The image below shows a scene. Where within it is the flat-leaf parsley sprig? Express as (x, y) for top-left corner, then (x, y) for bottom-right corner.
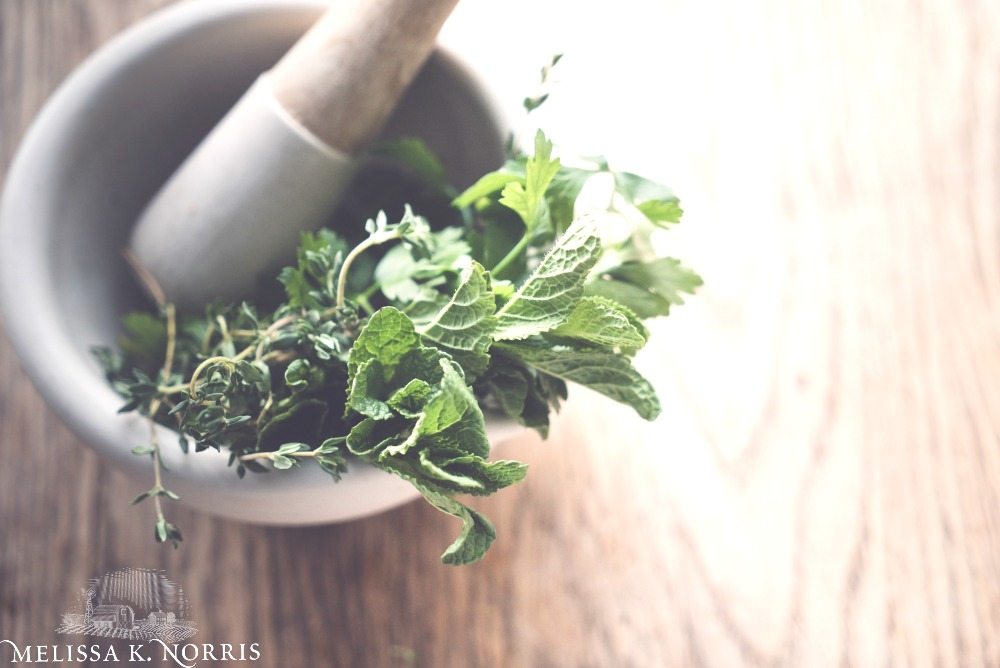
(97, 128), (701, 564)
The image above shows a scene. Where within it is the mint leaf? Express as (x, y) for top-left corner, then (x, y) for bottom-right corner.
(477, 363), (555, 437)
(551, 295), (648, 353)
(614, 171), (683, 226)
(497, 341), (661, 420)
(382, 360), (489, 459)
(347, 307), (423, 384)
(413, 484), (497, 565)
(346, 415), (410, 458)
(494, 218), (603, 340)
(480, 366), (529, 418)
(387, 378), (434, 417)
(587, 257), (702, 318)
(498, 130), (560, 233)
(415, 261), (497, 377)
(417, 448), (527, 495)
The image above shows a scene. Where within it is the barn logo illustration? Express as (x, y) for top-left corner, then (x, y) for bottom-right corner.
(55, 567), (197, 642)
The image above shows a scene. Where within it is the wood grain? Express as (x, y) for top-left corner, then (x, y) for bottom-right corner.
(2, 0), (999, 666)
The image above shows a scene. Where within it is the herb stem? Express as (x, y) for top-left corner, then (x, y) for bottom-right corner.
(147, 302), (178, 537)
(238, 450), (319, 462)
(336, 230), (400, 309)
(491, 235), (531, 278)
(187, 356), (236, 398)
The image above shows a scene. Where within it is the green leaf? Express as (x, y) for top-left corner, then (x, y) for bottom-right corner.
(614, 171), (683, 226)
(374, 137), (446, 189)
(637, 199), (683, 224)
(346, 416), (411, 458)
(279, 229), (348, 309)
(275, 442), (307, 456)
(348, 307), (423, 384)
(497, 341), (661, 420)
(387, 378), (435, 417)
(374, 227), (470, 302)
(480, 366), (529, 418)
(119, 312), (167, 363)
(452, 170), (524, 209)
(347, 332), (445, 420)
(414, 483), (496, 565)
(550, 295), (648, 353)
(523, 94), (549, 112)
(284, 358), (317, 392)
(477, 364), (552, 437)
(415, 261), (497, 377)
(417, 448), (528, 495)
(587, 257), (703, 318)
(498, 130), (560, 232)
(382, 359), (489, 459)
(546, 166), (594, 234)
(132, 489), (153, 505)
(347, 359), (395, 420)
(494, 218), (603, 340)
(271, 454), (295, 470)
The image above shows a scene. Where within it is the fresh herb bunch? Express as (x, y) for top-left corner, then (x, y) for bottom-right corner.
(96, 125), (701, 565)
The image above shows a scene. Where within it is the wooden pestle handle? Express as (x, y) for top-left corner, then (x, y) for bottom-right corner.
(268, 0), (461, 155)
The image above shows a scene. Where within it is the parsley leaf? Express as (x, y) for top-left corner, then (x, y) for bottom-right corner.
(614, 172), (683, 226)
(498, 130), (561, 234)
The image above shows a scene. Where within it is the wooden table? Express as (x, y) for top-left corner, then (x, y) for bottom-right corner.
(2, 1), (999, 665)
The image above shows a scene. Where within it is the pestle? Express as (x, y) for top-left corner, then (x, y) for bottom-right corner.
(129, 0), (460, 309)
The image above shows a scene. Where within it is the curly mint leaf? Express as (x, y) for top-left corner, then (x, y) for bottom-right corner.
(387, 378), (435, 417)
(496, 341), (661, 420)
(494, 218), (603, 340)
(382, 359), (489, 459)
(347, 307), (423, 384)
(348, 347), (446, 420)
(414, 484), (496, 565)
(586, 257), (703, 318)
(551, 295), (648, 353)
(414, 261), (497, 377)
(417, 449), (527, 495)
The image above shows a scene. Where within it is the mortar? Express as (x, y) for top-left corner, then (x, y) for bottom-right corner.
(0, 0), (521, 524)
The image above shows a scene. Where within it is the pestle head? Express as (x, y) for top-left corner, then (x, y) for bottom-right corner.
(128, 76), (357, 309)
